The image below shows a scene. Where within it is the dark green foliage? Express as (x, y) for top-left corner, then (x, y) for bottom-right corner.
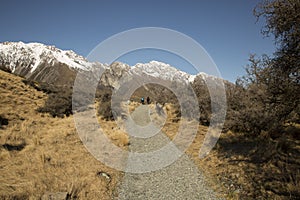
(192, 77), (211, 125)
(254, 0), (300, 118)
(223, 0), (300, 137)
(25, 77), (117, 120)
(95, 85), (113, 120)
(23, 80), (74, 118)
(37, 84), (73, 118)
(97, 101), (113, 120)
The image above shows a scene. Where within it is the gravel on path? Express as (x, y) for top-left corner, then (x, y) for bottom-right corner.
(115, 105), (221, 200)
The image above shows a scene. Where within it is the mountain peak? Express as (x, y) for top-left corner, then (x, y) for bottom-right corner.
(0, 41), (92, 73)
(0, 41), (224, 87)
(130, 60), (195, 83)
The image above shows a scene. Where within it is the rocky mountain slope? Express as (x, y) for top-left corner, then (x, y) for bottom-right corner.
(0, 41), (223, 88)
(0, 42), (100, 85)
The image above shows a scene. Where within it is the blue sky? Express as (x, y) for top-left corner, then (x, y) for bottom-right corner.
(0, 0), (275, 82)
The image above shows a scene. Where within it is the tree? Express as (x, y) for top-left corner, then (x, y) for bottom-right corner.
(225, 0), (300, 135)
(253, 0), (300, 125)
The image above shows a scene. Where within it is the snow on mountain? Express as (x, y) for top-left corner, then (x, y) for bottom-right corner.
(0, 41), (93, 73)
(130, 61), (194, 83)
(0, 41), (223, 87)
(128, 61), (222, 84)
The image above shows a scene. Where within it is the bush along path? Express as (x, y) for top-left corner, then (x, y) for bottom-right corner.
(115, 105), (221, 200)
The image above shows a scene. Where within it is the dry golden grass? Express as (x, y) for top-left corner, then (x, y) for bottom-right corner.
(0, 70), (127, 199)
(128, 101), (300, 199)
(159, 103), (300, 199)
(97, 119), (129, 150)
(2, 69), (298, 199)
(126, 101), (140, 114)
(95, 101), (129, 149)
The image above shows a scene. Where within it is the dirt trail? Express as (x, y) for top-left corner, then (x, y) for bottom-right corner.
(116, 105), (221, 200)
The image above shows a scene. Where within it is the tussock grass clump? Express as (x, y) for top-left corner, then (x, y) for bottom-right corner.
(0, 70), (127, 199)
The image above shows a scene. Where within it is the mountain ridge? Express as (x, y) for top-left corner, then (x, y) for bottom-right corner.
(0, 41), (223, 87)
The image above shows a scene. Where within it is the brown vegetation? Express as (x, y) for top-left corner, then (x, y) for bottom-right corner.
(161, 103), (300, 199)
(0, 1), (299, 199)
(0, 70), (128, 199)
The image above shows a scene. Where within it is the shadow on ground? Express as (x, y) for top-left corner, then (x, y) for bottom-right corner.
(215, 130), (300, 199)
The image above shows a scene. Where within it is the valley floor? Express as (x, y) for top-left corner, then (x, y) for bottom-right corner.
(0, 70), (299, 199)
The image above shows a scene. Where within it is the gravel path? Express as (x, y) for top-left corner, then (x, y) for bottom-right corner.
(115, 105), (221, 200)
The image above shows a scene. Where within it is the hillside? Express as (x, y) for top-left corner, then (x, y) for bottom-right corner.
(0, 40), (299, 199)
(0, 70), (128, 199)
(1, 68), (300, 199)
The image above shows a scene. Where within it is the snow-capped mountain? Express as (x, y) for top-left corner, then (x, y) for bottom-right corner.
(0, 41), (224, 87)
(98, 61), (197, 88)
(131, 61), (196, 83)
(0, 41), (93, 73)
(100, 61), (225, 89)
(0, 42), (105, 85)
